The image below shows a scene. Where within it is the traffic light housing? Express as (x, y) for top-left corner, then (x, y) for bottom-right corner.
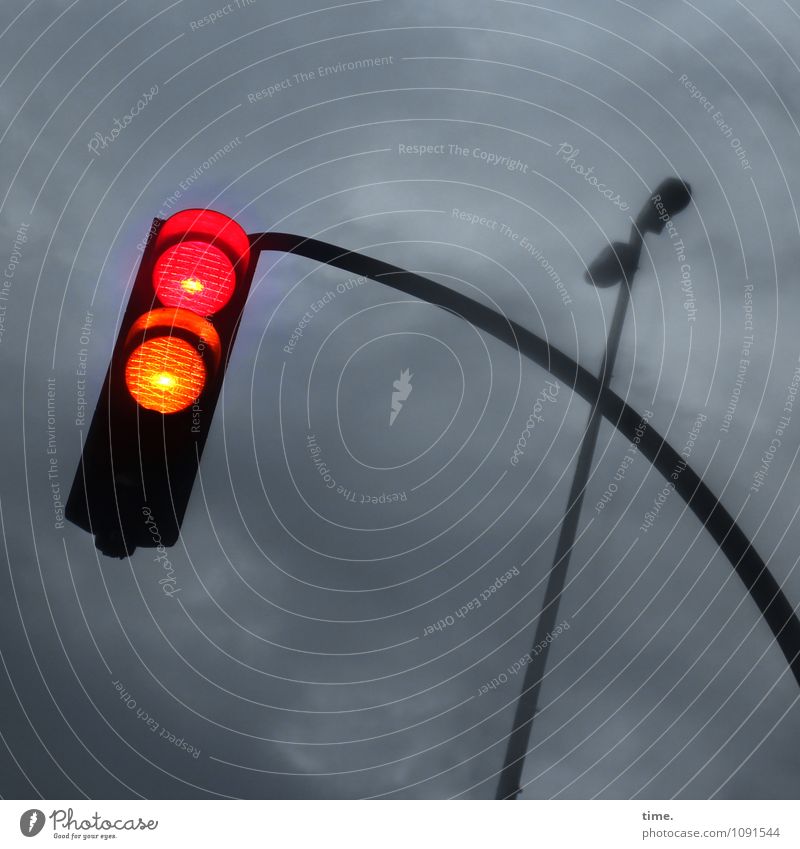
(66, 209), (258, 557)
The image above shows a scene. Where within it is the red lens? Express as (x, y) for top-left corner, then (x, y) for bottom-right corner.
(154, 240), (235, 315)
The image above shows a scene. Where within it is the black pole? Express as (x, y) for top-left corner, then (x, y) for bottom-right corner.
(495, 275), (632, 799)
(494, 183), (696, 799)
(493, 183), (698, 799)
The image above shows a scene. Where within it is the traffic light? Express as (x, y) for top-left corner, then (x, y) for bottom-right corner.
(66, 209), (257, 557)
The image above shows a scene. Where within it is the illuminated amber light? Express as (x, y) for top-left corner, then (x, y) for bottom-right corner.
(127, 307), (222, 361)
(154, 240), (235, 315)
(125, 336), (206, 413)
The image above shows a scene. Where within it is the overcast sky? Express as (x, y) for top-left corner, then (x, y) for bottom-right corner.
(1, 0), (799, 800)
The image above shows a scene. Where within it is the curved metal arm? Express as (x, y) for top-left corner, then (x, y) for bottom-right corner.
(251, 232), (800, 687)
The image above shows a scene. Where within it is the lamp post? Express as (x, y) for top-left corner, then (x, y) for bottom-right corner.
(495, 178), (693, 800)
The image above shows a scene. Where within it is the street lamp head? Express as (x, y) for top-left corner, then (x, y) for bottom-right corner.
(585, 177), (692, 287)
(636, 177), (692, 235)
(584, 241), (640, 287)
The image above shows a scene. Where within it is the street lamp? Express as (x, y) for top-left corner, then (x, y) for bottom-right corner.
(495, 178), (693, 800)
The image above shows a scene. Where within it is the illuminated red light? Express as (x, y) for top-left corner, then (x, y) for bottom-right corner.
(154, 240), (236, 314)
